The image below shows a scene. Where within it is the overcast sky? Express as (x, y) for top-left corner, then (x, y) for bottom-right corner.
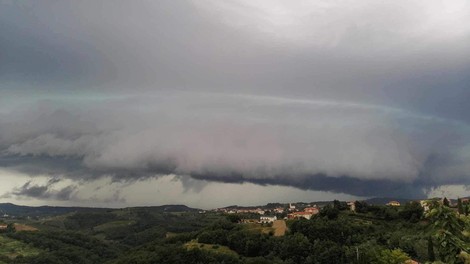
(1, 0), (469, 208)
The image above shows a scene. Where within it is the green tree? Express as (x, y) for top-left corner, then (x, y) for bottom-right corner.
(443, 197), (450, 207)
(354, 201), (369, 214)
(426, 203), (470, 263)
(226, 214), (241, 223)
(6, 223), (15, 233)
(319, 205), (340, 220)
(333, 200), (349, 211)
(310, 240), (345, 263)
(458, 198), (464, 215)
(374, 249), (410, 264)
(399, 201), (424, 222)
(428, 236), (436, 262)
(276, 233), (311, 263)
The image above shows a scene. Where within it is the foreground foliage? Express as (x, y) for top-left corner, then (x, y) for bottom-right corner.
(0, 201), (468, 263)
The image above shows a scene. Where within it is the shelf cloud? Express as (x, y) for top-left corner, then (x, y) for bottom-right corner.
(1, 0), (469, 205)
(1, 93), (470, 199)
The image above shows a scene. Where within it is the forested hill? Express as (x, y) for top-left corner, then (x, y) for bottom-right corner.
(0, 203), (199, 217)
(0, 203), (103, 217)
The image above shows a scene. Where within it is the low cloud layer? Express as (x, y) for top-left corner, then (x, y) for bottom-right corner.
(1, 93), (469, 199)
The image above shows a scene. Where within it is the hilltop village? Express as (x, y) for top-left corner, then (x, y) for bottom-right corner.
(210, 197), (469, 224)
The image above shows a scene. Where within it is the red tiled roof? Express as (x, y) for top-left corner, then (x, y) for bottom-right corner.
(291, 212), (312, 215)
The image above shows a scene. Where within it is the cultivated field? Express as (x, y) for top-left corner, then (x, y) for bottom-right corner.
(272, 220), (287, 236)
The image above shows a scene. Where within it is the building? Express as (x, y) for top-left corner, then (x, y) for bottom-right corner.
(347, 201), (356, 212)
(386, 201), (401, 206)
(420, 200), (431, 212)
(289, 203), (296, 211)
(259, 216), (277, 223)
(287, 212), (314, 220)
(304, 207), (319, 214)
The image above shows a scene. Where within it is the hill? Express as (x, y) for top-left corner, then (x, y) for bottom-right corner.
(0, 203), (200, 218)
(131, 204), (201, 212)
(0, 203), (104, 218)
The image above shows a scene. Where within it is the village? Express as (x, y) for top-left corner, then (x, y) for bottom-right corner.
(212, 202), (320, 222)
(210, 197), (469, 225)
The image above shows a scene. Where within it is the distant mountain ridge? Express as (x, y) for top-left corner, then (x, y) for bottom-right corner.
(0, 203), (105, 217)
(2, 196), (468, 217)
(130, 204), (201, 212)
(0, 203), (200, 217)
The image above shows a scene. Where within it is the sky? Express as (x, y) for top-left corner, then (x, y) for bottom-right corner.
(0, 0), (469, 209)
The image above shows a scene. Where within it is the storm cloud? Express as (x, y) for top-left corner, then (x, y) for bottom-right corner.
(1, 93), (470, 198)
(2, 179), (78, 201)
(1, 0), (470, 203)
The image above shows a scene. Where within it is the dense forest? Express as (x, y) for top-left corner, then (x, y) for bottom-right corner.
(0, 200), (469, 264)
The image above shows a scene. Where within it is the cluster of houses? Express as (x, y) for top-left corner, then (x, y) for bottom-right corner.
(213, 205), (288, 216)
(217, 197), (469, 224)
(255, 204), (321, 222)
(259, 199), (458, 223)
(214, 207), (270, 215)
(259, 215), (277, 223)
(215, 203), (322, 223)
(213, 205), (287, 224)
(287, 206), (320, 220)
(259, 204), (322, 222)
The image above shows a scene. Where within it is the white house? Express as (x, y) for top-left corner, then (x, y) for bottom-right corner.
(347, 201), (356, 212)
(289, 203), (296, 211)
(420, 200), (431, 212)
(259, 216), (277, 223)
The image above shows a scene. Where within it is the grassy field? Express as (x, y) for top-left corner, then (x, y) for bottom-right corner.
(242, 220), (287, 236)
(185, 240), (239, 257)
(272, 220), (287, 236)
(0, 234), (41, 260)
(13, 223), (38, 232)
(242, 222), (274, 235)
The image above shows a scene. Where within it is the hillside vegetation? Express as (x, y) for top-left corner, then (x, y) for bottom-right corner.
(0, 200), (468, 263)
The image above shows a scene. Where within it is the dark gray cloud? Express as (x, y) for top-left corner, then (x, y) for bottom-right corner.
(1, 1), (470, 202)
(191, 173), (427, 199)
(1, 94), (470, 199)
(0, 2), (109, 87)
(1, 1), (469, 121)
(4, 180), (77, 201)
